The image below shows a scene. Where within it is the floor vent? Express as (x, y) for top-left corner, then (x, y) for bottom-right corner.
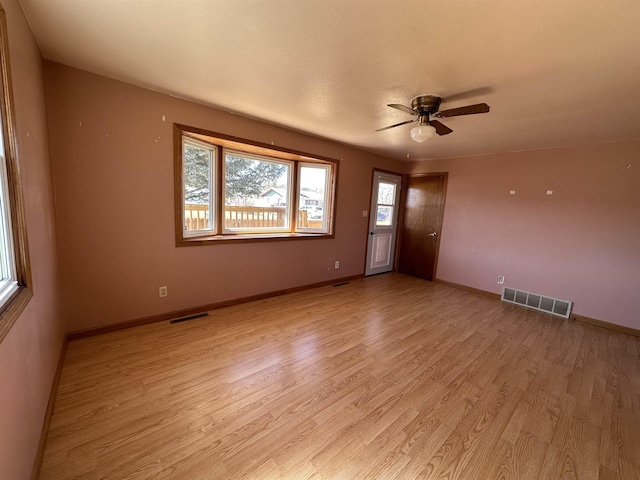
(501, 287), (572, 318)
(332, 282), (350, 287)
(169, 312), (209, 325)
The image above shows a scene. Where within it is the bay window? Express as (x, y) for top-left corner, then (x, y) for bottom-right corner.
(175, 124), (338, 245)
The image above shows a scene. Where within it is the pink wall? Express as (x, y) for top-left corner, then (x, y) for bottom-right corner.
(0, 1), (64, 479)
(44, 62), (404, 332)
(406, 141), (640, 330)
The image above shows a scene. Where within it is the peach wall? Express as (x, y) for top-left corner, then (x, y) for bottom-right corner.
(44, 62), (404, 331)
(0, 1), (63, 479)
(406, 141), (640, 330)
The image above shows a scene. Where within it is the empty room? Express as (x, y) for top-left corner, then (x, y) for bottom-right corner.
(1, 1), (639, 479)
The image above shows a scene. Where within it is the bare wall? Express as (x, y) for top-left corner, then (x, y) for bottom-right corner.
(44, 62), (403, 332)
(406, 142), (640, 330)
(0, 0), (63, 479)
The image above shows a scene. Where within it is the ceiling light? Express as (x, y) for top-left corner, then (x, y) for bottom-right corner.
(410, 124), (436, 143)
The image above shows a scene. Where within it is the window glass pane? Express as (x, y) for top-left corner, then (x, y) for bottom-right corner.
(298, 165), (329, 231)
(0, 155), (12, 281)
(0, 109), (11, 283)
(183, 142), (213, 232)
(224, 152), (290, 231)
(376, 206), (393, 226)
(377, 182), (396, 205)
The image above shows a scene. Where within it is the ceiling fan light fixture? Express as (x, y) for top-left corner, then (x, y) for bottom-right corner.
(410, 124), (436, 143)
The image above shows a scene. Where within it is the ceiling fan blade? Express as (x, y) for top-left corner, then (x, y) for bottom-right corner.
(387, 103), (417, 116)
(430, 120), (453, 136)
(435, 103), (490, 118)
(375, 119), (416, 132)
(444, 87), (494, 103)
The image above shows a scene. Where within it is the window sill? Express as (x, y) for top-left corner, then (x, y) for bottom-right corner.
(0, 286), (33, 343)
(178, 232), (334, 246)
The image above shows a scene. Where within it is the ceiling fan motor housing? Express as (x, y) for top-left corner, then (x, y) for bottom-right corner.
(411, 95), (442, 115)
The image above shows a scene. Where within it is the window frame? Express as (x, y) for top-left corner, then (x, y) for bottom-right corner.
(0, 5), (33, 344)
(297, 162), (332, 234)
(182, 137), (217, 237)
(222, 149), (294, 235)
(374, 179), (398, 229)
(174, 123), (338, 246)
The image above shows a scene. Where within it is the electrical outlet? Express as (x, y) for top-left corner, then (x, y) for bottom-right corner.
(159, 286), (168, 297)
(497, 276), (505, 285)
(335, 261), (340, 269)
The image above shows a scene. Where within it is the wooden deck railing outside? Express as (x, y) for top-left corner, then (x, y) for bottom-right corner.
(184, 204), (322, 230)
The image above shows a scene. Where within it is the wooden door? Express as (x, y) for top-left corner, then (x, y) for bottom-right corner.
(398, 173), (448, 280)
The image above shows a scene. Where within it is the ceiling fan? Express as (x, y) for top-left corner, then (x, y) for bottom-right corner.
(376, 94), (490, 143)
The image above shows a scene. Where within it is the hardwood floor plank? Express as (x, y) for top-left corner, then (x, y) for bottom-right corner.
(488, 434), (549, 480)
(272, 405), (362, 474)
(394, 418), (452, 479)
(37, 273), (640, 479)
(599, 460), (640, 480)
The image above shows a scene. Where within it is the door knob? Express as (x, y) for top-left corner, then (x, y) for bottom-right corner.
(370, 231), (375, 236)
(428, 232), (437, 237)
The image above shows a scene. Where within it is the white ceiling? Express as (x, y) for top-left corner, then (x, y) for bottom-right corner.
(19, 0), (640, 161)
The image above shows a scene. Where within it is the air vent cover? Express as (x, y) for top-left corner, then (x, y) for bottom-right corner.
(501, 287), (572, 318)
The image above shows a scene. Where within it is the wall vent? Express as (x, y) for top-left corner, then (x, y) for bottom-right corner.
(169, 312), (209, 324)
(501, 287), (572, 318)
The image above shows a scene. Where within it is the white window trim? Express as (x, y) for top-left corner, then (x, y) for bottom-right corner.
(374, 177), (401, 230)
(222, 149), (294, 234)
(297, 162), (331, 234)
(0, 143), (17, 310)
(182, 137), (216, 237)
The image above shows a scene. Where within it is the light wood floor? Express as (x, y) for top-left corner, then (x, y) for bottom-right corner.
(40, 274), (640, 479)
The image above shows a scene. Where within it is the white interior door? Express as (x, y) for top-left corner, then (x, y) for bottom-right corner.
(365, 172), (402, 276)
